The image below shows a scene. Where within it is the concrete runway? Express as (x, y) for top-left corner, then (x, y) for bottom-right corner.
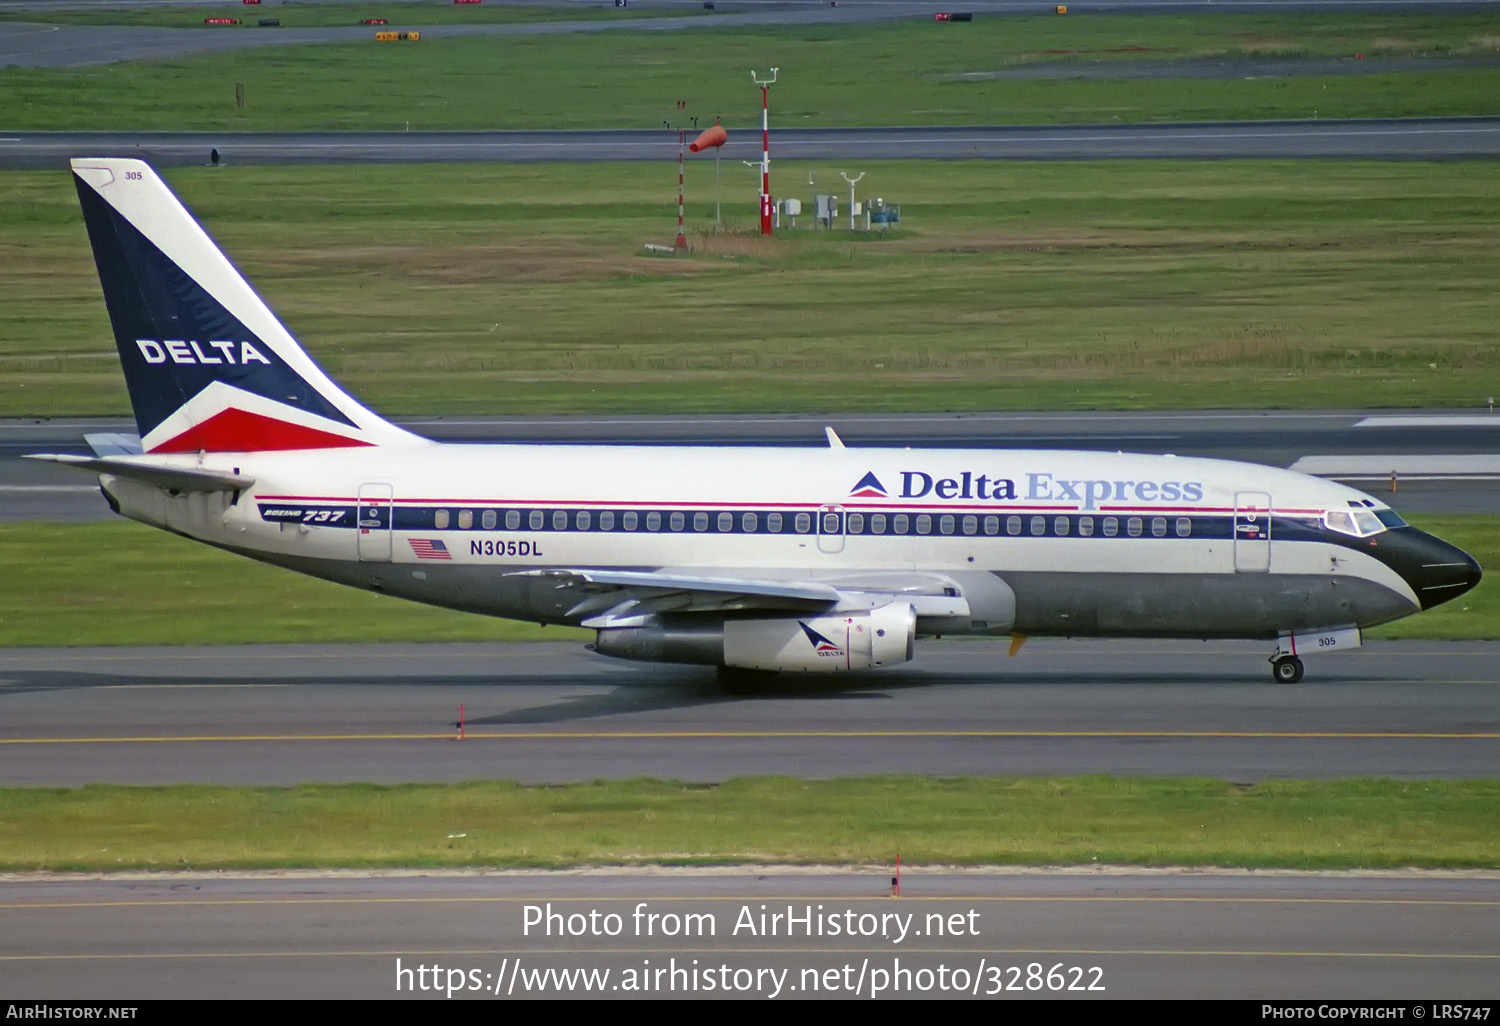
(2, 639), (1497, 785)
(2, 871), (1497, 998)
(6, 119), (1500, 168)
(8, 410), (1498, 520)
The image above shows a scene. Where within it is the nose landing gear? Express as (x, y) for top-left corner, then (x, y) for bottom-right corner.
(1271, 655), (1304, 684)
(1269, 626), (1361, 684)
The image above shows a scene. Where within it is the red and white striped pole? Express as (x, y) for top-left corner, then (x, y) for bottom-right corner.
(752, 68), (778, 236)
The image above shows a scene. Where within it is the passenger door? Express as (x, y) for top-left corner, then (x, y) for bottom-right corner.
(1233, 491), (1272, 573)
(357, 483), (393, 562)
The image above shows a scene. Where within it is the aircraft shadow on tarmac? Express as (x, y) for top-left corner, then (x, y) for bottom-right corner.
(0, 665), (1360, 727)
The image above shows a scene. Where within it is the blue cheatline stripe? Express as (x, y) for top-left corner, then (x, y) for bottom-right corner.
(256, 501), (1341, 545)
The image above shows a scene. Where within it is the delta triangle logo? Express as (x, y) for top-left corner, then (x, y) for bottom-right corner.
(799, 621), (843, 654)
(849, 471), (888, 499)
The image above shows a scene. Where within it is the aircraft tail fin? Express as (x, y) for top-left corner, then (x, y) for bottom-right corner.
(70, 157), (420, 454)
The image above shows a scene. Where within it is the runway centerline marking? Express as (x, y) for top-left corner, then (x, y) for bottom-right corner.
(2, 729), (1497, 744)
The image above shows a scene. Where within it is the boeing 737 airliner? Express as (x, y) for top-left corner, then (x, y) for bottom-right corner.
(30, 159), (1481, 685)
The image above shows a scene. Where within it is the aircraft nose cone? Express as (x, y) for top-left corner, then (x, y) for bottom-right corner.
(1369, 528), (1482, 610)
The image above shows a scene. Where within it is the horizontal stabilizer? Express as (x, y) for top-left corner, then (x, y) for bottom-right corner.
(24, 454), (253, 493)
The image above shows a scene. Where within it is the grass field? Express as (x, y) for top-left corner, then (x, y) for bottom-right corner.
(2, 777), (1495, 871)
(2, 15), (1499, 130)
(4, 160), (1499, 418)
(0, 514), (1490, 647)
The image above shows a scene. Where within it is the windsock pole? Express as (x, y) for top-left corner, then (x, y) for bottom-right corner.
(676, 127), (687, 250)
(752, 68), (778, 236)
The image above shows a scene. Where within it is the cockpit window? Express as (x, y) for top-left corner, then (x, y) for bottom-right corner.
(1325, 509), (1391, 537)
(1352, 509), (1383, 535)
(1375, 509), (1407, 529)
(1324, 511), (1358, 536)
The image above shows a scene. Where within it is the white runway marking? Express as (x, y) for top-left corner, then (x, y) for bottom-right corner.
(1290, 455), (1500, 480)
(1356, 415), (1500, 428)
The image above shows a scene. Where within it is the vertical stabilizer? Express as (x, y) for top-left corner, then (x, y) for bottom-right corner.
(71, 158), (421, 454)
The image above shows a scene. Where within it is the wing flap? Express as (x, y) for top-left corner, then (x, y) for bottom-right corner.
(512, 568), (972, 626)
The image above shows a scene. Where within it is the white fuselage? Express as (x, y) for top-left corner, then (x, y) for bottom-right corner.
(100, 442), (1422, 640)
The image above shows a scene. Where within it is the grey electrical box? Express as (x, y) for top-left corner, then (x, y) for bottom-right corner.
(814, 193), (837, 226)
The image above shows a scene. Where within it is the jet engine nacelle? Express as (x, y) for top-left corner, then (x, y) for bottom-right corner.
(594, 602), (917, 672)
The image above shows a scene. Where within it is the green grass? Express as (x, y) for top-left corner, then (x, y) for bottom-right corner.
(0, 522), (579, 646)
(3, 159), (1499, 417)
(0, 1), (679, 28)
(1, 777), (1495, 870)
(0, 514), (1491, 647)
(2, 15), (1499, 130)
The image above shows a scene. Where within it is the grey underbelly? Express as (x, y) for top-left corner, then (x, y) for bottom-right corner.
(1000, 571), (1413, 639)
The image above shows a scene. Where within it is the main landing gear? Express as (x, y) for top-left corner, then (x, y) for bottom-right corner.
(1271, 656), (1304, 684)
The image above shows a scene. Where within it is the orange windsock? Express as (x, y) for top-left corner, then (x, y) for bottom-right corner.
(689, 124), (728, 152)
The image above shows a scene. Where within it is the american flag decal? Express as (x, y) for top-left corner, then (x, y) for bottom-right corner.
(408, 538), (452, 560)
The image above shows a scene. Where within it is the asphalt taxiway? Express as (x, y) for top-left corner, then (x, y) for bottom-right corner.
(2, 871), (1497, 999)
(5, 1), (1498, 70)
(5, 119), (1500, 168)
(2, 639), (1497, 785)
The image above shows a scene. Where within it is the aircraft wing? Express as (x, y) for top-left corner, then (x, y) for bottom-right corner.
(23, 454), (253, 493)
(510, 568), (969, 627)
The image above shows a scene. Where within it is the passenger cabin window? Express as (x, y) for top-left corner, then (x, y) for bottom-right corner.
(623, 511), (638, 531)
(577, 511), (591, 531)
(718, 512), (733, 532)
(599, 511), (615, 531)
(1102, 517), (1118, 537)
(939, 515), (955, 535)
(1175, 517), (1191, 538)
(1078, 517), (1094, 537)
(962, 515), (977, 536)
(1127, 517), (1143, 538)
(693, 512), (709, 532)
(505, 510), (520, 530)
(893, 514), (909, 534)
(481, 510), (496, 530)
(794, 513), (811, 534)
(743, 512), (759, 533)
(457, 510), (473, 530)
(552, 510), (568, 531)
(847, 513), (865, 534)
(529, 510), (544, 530)
(1030, 516), (1045, 536)
(822, 512), (841, 534)
(1151, 517), (1167, 538)
(983, 516), (998, 536)
(916, 515), (932, 535)
(434, 509), (450, 530)
(646, 512), (662, 531)
(1054, 516), (1070, 537)
(1006, 516), (1021, 536)
(669, 512), (684, 531)
(870, 513), (886, 535)
(767, 513), (783, 533)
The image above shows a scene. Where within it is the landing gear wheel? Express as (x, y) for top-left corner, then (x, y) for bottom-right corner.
(1271, 656), (1304, 684)
(716, 666), (779, 695)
